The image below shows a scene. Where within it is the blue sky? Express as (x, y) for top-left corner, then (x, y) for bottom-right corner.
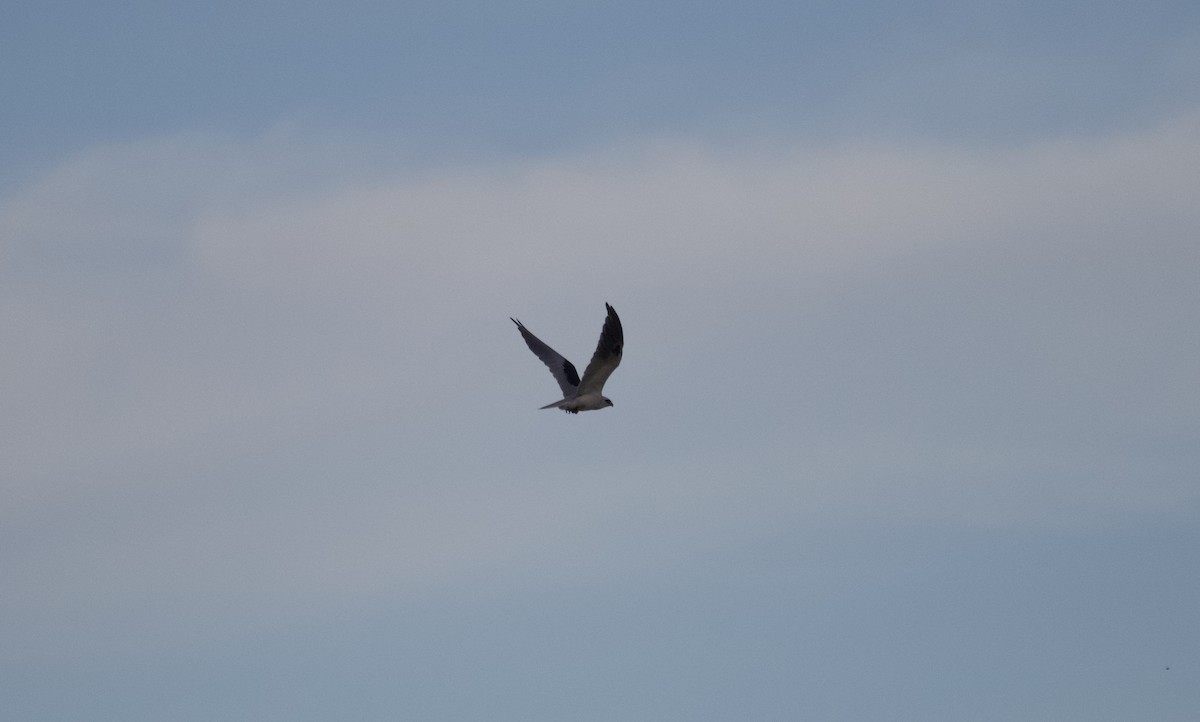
(3, 2), (1199, 720)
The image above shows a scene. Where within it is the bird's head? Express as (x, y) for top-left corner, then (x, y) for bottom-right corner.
(603, 397), (614, 408)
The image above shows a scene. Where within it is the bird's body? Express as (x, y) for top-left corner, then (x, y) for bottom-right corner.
(540, 392), (612, 413)
(511, 303), (623, 413)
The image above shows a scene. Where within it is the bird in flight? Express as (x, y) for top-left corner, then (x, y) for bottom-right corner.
(511, 303), (624, 413)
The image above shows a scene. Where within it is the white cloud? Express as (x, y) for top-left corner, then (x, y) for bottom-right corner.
(4, 108), (1197, 459)
(2, 110), (1199, 641)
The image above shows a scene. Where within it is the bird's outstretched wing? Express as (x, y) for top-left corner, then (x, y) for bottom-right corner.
(511, 318), (581, 398)
(577, 303), (623, 396)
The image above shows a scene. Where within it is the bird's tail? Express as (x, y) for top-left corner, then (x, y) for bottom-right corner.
(539, 399), (578, 414)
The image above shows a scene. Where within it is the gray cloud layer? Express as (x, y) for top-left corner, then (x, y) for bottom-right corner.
(3, 112), (1198, 665)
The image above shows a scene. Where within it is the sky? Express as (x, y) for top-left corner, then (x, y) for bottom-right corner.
(2, 1), (1199, 720)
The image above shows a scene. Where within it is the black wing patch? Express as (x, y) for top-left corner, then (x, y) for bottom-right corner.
(577, 303), (623, 396)
(511, 317), (581, 397)
(560, 358), (581, 388)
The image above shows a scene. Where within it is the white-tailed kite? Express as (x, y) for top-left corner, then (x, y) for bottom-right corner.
(511, 303), (624, 413)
